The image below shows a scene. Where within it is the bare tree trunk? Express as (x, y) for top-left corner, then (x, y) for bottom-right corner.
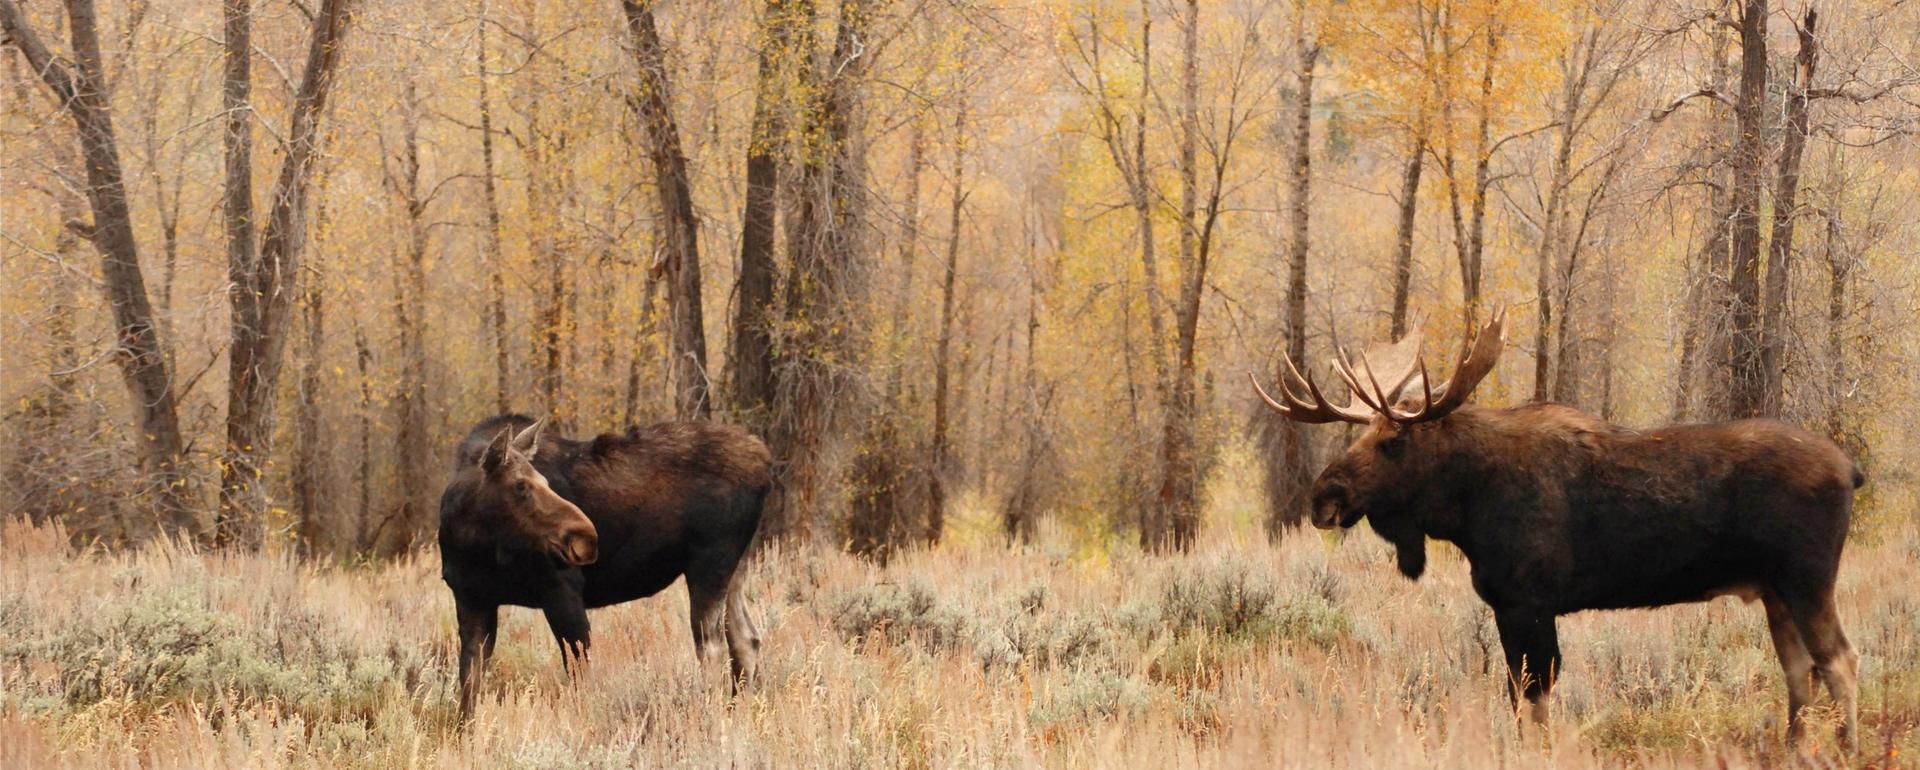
(1532, 30), (1598, 404)
(928, 105), (967, 545)
(1551, 179), (1604, 404)
(215, 0), (260, 546)
(1757, 10), (1817, 418)
(1134, 0), (1167, 385)
(730, 0), (796, 423)
(477, 0), (512, 415)
(848, 106), (926, 561)
(1389, 135), (1424, 339)
(218, 0), (354, 549)
(1531, 122), (1571, 399)
(890, 122), (925, 389)
(138, 66), (202, 347)
(623, 0), (710, 420)
(765, 0), (871, 545)
(1, 0), (196, 538)
(1674, 20), (1735, 422)
(523, 91), (572, 428)
(1263, 23), (1317, 539)
(1671, 245), (1707, 421)
(1002, 195), (1048, 545)
(293, 259), (328, 556)
(379, 82), (433, 558)
(1462, 24), (1498, 328)
(1150, 0), (1210, 553)
(351, 321), (373, 552)
(293, 167), (335, 557)
(1725, 0), (1768, 419)
(1822, 208), (1848, 442)
(625, 258), (663, 425)
(540, 218), (569, 427)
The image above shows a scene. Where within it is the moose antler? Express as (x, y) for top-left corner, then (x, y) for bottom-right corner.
(1248, 353), (1378, 424)
(1383, 306), (1507, 423)
(1251, 307), (1506, 425)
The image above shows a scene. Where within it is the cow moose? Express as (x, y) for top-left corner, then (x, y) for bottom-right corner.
(1252, 309), (1862, 750)
(437, 414), (772, 721)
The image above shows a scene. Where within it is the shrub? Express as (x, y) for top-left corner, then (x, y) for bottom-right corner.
(826, 579), (970, 653)
(1157, 559), (1279, 638)
(5, 589), (426, 723)
(975, 605), (1114, 671)
(1029, 669), (1149, 730)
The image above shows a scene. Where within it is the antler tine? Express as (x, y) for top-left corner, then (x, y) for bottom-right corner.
(1249, 350), (1375, 425)
(1294, 362), (1330, 409)
(1249, 354), (1317, 419)
(1377, 340), (1434, 423)
(1414, 353), (1434, 417)
(1249, 368), (1364, 424)
(1249, 372), (1295, 415)
(1304, 363), (1380, 424)
(1276, 354), (1318, 408)
(1333, 346), (1386, 413)
(1357, 349), (1396, 416)
(1419, 303), (1508, 419)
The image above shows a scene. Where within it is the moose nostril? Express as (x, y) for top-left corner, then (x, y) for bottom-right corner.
(567, 531), (598, 565)
(1309, 483), (1348, 527)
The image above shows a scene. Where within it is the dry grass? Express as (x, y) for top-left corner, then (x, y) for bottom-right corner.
(1, 498), (1915, 769)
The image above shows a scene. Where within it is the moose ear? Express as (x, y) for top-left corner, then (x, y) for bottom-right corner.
(479, 426), (514, 474)
(510, 418), (546, 460)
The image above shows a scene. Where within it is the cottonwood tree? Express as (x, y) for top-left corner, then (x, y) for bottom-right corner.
(1151, 0), (1263, 552)
(1, 0), (197, 537)
(215, 0), (355, 549)
(369, 80), (448, 557)
(621, 0), (710, 420)
(1059, 1), (1168, 541)
(1519, 0), (1648, 405)
(730, 0), (802, 424)
(1258, 0), (1319, 538)
(764, 0), (882, 543)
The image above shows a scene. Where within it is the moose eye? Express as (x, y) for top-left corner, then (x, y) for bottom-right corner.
(514, 479), (531, 494)
(1377, 433), (1407, 459)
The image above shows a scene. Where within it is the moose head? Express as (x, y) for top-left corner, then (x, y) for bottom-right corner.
(1252, 309), (1507, 552)
(468, 419), (599, 567)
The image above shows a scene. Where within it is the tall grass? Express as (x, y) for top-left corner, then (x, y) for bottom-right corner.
(1, 506), (1913, 768)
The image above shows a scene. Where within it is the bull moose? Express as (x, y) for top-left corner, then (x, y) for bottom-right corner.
(437, 414), (771, 721)
(1252, 309), (1862, 749)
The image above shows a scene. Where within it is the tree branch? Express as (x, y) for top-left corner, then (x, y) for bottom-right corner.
(1648, 88), (1728, 121)
(0, 0), (78, 104)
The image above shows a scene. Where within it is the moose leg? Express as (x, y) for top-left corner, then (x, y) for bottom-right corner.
(1788, 591), (1859, 752)
(723, 582), (762, 689)
(456, 600), (498, 724)
(1494, 609), (1561, 729)
(540, 587), (591, 675)
(686, 580), (727, 671)
(1761, 591), (1816, 745)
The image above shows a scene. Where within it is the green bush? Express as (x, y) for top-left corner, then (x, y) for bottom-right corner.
(5, 589), (428, 723)
(1152, 560), (1350, 649)
(827, 579), (970, 653)
(1029, 669), (1149, 729)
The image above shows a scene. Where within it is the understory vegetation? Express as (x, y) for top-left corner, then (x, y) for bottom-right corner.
(3, 485), (1913, 769)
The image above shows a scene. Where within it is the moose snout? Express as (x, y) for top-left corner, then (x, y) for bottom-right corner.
(1310, 481), (1351, 530)
(553, 515), (599, 566)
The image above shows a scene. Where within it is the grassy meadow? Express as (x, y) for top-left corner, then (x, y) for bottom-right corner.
(2, 462), (1916, 769)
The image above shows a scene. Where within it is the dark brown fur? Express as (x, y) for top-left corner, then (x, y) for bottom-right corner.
(439, 415), (770, 722)
(1311, 401), (1862, 747)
